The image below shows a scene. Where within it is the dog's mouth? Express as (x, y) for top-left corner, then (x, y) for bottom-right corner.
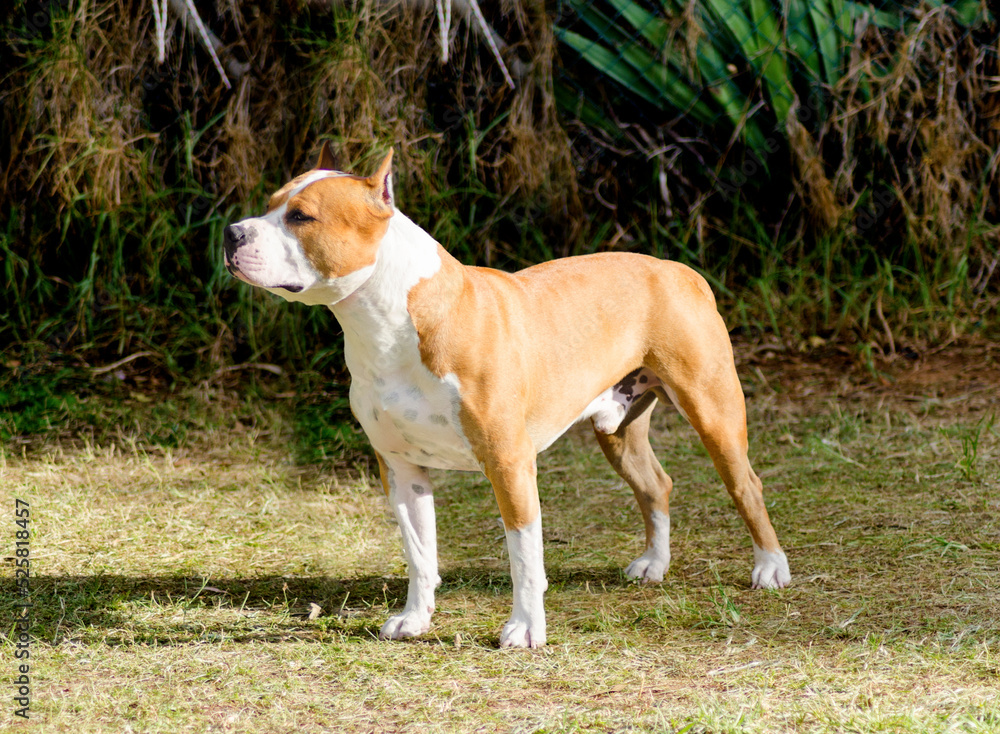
(224, 254), (247, 281)
(225, 258), (304, 293)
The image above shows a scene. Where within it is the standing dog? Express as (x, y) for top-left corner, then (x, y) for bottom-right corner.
(223, 145), (790, 648)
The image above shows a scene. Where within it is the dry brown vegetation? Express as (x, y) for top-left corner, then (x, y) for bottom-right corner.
(820, 7), (1000, 283)
(2, 0), (575, 231)
(2, 3), (998, 730)
(0, 0), (997, 381)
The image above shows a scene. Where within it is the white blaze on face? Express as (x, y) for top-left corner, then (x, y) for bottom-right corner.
(226, 170), (376, 307)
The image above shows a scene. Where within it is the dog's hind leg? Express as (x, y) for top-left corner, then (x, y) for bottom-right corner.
(653, 351), (790, 590)
(594, 391), (674, 583)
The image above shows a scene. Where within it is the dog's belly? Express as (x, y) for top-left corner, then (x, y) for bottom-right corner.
(353, 365), (664, 471)
(351, 370), (482, 471)
(529, 367), (664, 451)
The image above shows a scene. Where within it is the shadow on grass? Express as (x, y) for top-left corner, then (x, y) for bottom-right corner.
(9, 566), (634, 647)
(13, 552), (1000, 649)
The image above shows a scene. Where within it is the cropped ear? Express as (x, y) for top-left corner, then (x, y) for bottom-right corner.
(315, 141), (338, 171)
(366, 148), (394, 215)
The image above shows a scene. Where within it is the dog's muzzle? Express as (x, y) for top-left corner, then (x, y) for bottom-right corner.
(224, 223), (260, 278)
(222, 222), (304, 293)
(223, 223), (251, 268)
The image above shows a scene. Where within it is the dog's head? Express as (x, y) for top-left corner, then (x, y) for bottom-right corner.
(224, 144), (394, 305)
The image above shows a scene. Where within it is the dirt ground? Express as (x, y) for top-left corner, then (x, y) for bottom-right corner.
(736, 337), (1000, 414)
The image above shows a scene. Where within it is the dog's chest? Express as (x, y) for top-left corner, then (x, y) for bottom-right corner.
(349, 361), (480, 472)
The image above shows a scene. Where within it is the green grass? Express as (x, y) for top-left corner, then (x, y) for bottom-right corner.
(2, 346), (999, 731)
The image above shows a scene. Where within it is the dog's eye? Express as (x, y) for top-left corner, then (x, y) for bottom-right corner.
(287, 209), (314, 224)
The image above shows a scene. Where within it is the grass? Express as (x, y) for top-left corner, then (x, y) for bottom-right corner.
(2, 0), (997, 385)
(1, 2), (995, 726)
(3, 343), (999, 732)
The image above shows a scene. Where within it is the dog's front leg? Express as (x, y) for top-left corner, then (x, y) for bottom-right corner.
(483, 445), (548, 649)
(375, 454), (440, 640)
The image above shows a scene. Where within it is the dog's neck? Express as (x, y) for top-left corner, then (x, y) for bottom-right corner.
(330, 211), (459, 375)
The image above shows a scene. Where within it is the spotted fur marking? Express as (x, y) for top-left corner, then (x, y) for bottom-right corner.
(591, 367), (662, 435)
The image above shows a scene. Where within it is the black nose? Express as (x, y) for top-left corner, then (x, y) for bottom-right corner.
(223, 224), (245, 258)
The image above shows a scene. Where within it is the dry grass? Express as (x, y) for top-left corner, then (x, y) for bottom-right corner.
(830, 8), (1000, 266)
(14, 2), (153, 213)
(3, 0), (577, 226)
(2, 344), (999, 732)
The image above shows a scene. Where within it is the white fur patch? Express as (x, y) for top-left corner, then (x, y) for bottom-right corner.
(751, 543), (791, 589)
(352, 370), (478, 471)
(336, 212), (481, 472)
(625, 510), (671, 582)
(589, 368), (661, 435)
(378, 461), (440, 640)
(500, 515), (548, 648)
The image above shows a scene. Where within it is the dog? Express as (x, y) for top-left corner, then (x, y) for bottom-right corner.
(223, 144), (790, 648)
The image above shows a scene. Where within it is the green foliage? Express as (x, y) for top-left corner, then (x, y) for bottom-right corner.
(944, 414), (997, 482)
(556, 0), (992, 152)
(556, 0), (812, 150)
(555, 0), (999, 347)
(0, 368), (82, 441)
(0, 0), (997, 445)
(0, 0), (579, 389)
(290, 395), (372, 465)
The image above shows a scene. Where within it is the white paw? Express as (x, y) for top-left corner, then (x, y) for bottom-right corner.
(625, 550), (670, 583)
(751, 545), (791, 589)
(379, 609), (432, 640)
(499, 616), (546, 649)
(626, 512), (671, 582)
